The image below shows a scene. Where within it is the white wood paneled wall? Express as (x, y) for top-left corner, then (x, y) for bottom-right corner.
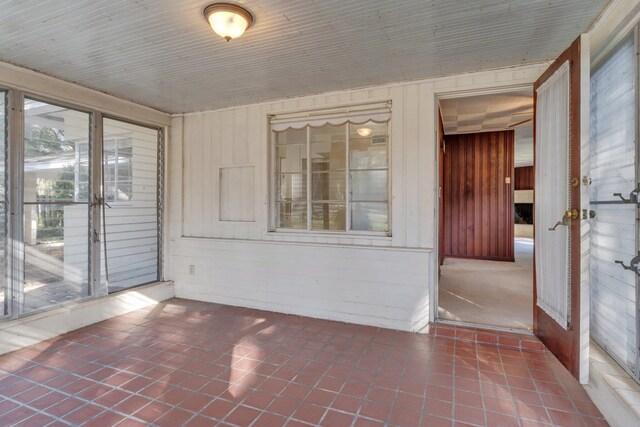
(169, 64), (547, 331)
(220, 167), (255, 222)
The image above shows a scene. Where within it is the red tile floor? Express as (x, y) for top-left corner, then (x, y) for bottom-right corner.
(0, 299), (608, 426)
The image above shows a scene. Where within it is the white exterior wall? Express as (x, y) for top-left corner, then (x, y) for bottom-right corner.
(169, 64), (548, 331)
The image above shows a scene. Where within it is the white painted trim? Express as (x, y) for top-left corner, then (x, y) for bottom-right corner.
(162, 124), (171, 281)
(590, 0), (640, 67)
(0, 281), (175, 355)
(435, 83), (536, 99)
(579, 32), (592, 385)
(179, 235), (431, 253)
(0, 61), (170, 127)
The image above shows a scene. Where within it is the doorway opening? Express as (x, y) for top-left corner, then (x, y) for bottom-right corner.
(436, 88), (535, 332)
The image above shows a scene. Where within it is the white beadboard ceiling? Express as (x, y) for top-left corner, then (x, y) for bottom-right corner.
(0, 0), (609, 113)
(439, 91), (534, 167)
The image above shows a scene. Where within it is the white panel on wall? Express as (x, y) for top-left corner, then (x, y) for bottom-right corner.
(220, 166), (255, 222)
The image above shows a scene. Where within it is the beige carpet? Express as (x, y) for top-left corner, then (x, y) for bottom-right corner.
(438, 238), (533, 331)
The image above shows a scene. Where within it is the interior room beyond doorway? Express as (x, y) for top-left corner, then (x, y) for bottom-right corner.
(437, 89), (534, 331)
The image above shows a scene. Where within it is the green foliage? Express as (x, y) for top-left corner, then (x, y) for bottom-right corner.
(50, 166), (75, 201)
(27, 126), (77, 201)
(26, 127), (73, 157)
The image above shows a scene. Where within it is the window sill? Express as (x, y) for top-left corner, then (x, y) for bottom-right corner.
(0, 281), (174, 355)
(268, 229), (391, 239)
(263, 229), (393, 247)
(587, 339), (640, 426)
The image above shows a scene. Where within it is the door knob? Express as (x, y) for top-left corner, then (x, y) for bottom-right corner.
(565, 209), (579, 220)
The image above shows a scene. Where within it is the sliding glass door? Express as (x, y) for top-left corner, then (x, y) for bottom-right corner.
(0, 88), (162, 320)
(22, 99), (90, 313)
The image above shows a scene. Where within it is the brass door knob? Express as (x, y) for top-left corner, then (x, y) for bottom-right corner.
(565, 209), (579, 220)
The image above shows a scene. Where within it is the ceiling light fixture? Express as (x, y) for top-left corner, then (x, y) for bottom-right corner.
(203, 2), (254, 41)
(357, 127), (373, 137)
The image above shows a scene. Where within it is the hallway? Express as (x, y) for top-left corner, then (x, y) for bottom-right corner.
(438, 238), (534, 331)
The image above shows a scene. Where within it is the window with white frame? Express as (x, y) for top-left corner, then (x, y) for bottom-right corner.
(271, 103), (390, 233)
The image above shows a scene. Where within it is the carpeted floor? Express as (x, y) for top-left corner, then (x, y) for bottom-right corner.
(438, 238), (534, 331)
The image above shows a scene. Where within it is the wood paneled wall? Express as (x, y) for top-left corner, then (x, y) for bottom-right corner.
(443, 131), (514, 261)
(515, 166), (534, 190)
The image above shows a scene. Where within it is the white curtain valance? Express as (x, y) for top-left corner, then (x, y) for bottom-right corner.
(270, 102), (391, 132)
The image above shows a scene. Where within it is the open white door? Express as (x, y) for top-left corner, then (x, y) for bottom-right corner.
(534, 34), (590, 382)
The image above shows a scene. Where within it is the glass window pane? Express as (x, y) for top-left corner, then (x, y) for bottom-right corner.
(24, 99), (90, 203)
(104, 138), (133, 202)
(275, 128), (306, 145)
(0, 92), (6, 316)
(76, 144), (90, 201)
(23, 204), (89, 312)
(350, 121), (389, 169)
(273, 120), (389, 234)
(310, 124), (346, 171)
(277, 173), (307, 201)
(312, 203), (345, 231)
(276, 145), (307, 173)
(277, 202), (307, 229)
(23, 100), (90, 314)
(102, 119), (158, 292)
(0, 204), (5, 316)
(312, 172), (345, 201)
(0, 94), (5, 200)
(350, 170), (388, 202)
(351, 202), (388, 232)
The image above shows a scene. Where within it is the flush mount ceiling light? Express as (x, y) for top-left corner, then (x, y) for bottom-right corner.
(203, 2), (254, 41)
(357, 127), (373, 137)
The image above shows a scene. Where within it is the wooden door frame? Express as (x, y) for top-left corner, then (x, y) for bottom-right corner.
(431, 83), (534, 329)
